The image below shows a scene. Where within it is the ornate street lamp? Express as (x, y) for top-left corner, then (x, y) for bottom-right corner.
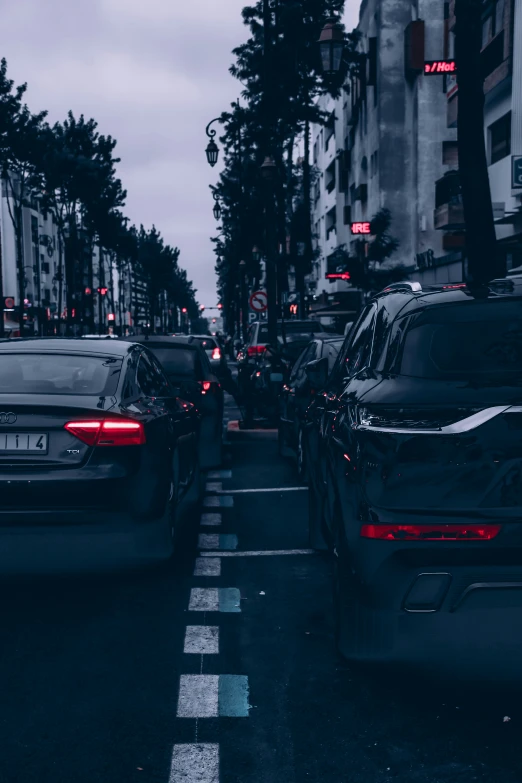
(212, 193), (222, 220)
(260, 156), (277, 183)
(318, 18), (345, 74)
(205, 118), (221, 167)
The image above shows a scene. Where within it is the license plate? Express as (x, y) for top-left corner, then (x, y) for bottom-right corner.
(270, 373), (284, 382)
(0, 433), (48, 453)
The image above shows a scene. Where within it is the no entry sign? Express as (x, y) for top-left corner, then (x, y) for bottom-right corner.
(249, 290), (268, 313)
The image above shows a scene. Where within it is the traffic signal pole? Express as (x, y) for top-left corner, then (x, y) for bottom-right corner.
(262, 0), (278, 348)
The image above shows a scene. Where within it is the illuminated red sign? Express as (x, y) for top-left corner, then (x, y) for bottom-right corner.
(351, 222), (371, 235)
(326, 272), (351, 281)
(424, 60), (456, 74)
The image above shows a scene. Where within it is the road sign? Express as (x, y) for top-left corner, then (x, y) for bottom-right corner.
(512, 155), (522, 189)
(4, 297), (15, 309)
(249, 290), (268, 313)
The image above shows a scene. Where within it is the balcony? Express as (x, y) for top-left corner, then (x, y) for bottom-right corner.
(434, 202), (465, 230)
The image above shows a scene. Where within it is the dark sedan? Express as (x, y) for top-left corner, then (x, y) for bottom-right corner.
(0, 338), (200, 573)
(307, 280), (522, 679)
(122, 336), (224, 468)
(278, 334), (343, 479)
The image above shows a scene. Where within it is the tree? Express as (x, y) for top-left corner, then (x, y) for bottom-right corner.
(455, 0), (502, 284)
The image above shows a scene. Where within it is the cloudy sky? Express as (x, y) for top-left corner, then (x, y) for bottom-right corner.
(1, 0), (359, 308)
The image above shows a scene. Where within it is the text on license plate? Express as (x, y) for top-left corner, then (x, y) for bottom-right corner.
(0, 433), (48, 452)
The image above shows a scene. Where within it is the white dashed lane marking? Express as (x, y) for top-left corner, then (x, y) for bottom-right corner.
(194, 557), (221, 576)
(198, 534), (238, 551)
(201, 549), (315, 557)
(177, 675), (250, 717)
(201, 513), (222, 527)
(205, 482), (222, 493)
(169, 743), (219, 783)
(208, 470), (232, 479)
(188, 588), (241, 613)
(204, 495), (234, 508)
(214, 486), (307, 494)
(184, 626), (219, 654)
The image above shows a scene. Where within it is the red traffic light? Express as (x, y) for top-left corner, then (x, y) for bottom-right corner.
(97, 287), (108, 296)
(84, 287), (92, 295)
(182, 307), (188, 314)
(108, 313), (115, 321)
(199, 304), (205, 312)
(217, 303), (223, 310)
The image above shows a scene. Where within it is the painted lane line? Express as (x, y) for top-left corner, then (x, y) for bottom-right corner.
(198, 534), (220, 550)
(177, 675), (219, 717)
(205, 482), (222, 493)
(204, 495), (234, 508)
(198, 534), (238, 550)
(169, 744), (219, 783)
(201, 548), (315, 557)
(189, 587), (241, 612)
(194, 557), (221, 576)
(218, 675), (250, 717)
(177, 675), (250, 718)
(184, 626), (219, 654)
(216, 486), (307, 494)
(201, 513), (222, 527)
(208, 469), (232, 479)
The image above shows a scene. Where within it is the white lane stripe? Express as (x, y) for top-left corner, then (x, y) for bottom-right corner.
(177, 675), (219, 717)
(201, 513), (222, 527)
(169, 744), (219, 783)
(198, 534), (220, 549)
(201, 549), (315, 557)
(208, 470), (232, 479)
(215, 487), (307, 494)
(205, 482), (222, 492)
(189, 588), (219, 611)
(194, 557), (221, 576)
(184, 626), (219, 654)
(204, 495), (234, 508)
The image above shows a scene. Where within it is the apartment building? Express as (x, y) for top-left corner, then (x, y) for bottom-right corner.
(440, 0), (522, 277)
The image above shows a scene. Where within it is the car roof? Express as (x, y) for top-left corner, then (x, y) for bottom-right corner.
(0, 337), (135, 356)
(120, 335), (201, 350)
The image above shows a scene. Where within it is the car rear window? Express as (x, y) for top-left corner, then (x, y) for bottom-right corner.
(397, 301), (522, 379)
(259, 322), (325, 341)
(0, 353), (121, 395)
(191, 338), (217, 350)
(146, 346), (200, 378)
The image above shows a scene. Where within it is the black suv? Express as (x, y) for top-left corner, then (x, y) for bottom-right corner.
(305, 280), (522, 676)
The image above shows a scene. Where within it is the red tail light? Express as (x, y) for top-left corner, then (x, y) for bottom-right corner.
(211, 347), (221, 360)
(360, 524), (501, 541)
(247, 345), (266, 357)
(65, 419), (145, 446)
(201, 381), (212, 392)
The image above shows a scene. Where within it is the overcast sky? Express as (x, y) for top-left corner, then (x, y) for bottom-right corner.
(1, 0), (359, 308)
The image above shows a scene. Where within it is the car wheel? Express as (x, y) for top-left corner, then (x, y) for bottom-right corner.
(308, 480), (327, 551)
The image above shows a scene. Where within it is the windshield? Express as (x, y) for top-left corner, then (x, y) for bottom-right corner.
(191, 338), (217, 350)
(147, 346), (199, 377)
(0, 353), (121, 395)
(259, 322), (325, 341)
(396, 301), (522, 379)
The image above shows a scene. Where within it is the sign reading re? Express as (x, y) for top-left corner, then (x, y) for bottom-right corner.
(351, 222), (371, 235)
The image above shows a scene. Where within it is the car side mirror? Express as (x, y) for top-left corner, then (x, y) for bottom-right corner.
(305, 357), (328, 390)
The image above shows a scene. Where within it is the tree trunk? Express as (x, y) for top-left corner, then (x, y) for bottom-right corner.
(0, 220), (4, 338)
(455, 0), (502, 284)
(57, 232), (64, 332)
(15, 205), (25, 336)
(299, 117), (313, 317)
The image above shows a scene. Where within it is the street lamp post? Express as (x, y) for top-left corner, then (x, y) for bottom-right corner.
(212, 193), (222, 221)
(205, 118), (221, 167)
(318, 18), (345, 74)
(239, 259), (248, 342)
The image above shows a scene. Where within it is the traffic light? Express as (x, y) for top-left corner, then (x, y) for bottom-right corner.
(212, 318), (216, 324)
(217, 303), (223, 310)
(97, 287), (108, 296)
(182, 307), (188, 314)
(108, 313), (115, 322)
(199, 304), (205, 312)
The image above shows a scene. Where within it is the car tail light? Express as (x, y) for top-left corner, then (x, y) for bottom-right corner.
(65, 419), (145, 446)
(360, 524), (501, 541)
(247, 345), (266, 357)
(201, 381), (212, 392)
(212, 347), (221, 360)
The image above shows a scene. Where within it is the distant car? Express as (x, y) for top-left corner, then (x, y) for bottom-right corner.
(184, 335), (223, 371)
(279, 335), (343, 478)
(82, 334), (118, 339)
(244, 319), (327, 359)
(121, 336), (223, 469)
(0, 338), (200, 573)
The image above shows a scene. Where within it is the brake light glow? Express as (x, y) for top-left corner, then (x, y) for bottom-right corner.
(360, 524), (501, 541)
(247, 345), (266, 357)
(65, 419), (145, 446)
(201, 381), (212, 392)
(211, 347), (221, 360)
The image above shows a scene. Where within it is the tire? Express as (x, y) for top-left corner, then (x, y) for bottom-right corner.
(308, 480), (328, 551)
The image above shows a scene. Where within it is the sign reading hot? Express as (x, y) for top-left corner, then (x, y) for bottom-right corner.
(351, 222), (371, 235)
(424, 60), (456, 74)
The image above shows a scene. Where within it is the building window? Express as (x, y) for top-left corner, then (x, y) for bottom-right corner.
(442, 141), (459, 166)
(31, 215), (39, 245)
(489, 112), (511, 164)
(325, 160), (336, 193)
(482, 0), (504, 47)
(324, 112), (335, 151)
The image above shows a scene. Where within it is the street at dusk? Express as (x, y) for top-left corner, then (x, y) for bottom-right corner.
(1, 0), (522, 781)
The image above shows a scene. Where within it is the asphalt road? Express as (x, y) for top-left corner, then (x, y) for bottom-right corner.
(1, 392), (522, 782)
